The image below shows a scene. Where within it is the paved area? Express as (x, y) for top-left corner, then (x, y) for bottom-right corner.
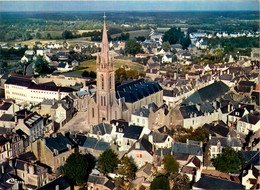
(58, 111), (91, 133)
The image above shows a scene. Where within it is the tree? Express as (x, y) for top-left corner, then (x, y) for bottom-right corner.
(163, 27), (184, 45)
(162, 42), (171, 50)
(82, 70), (90, 78)
(89, 71), (96, 78)
(98, 149), (119, 174)
(46, 33), (52, 39)
(36, 32), (42, 39)
(117, 156), (137, 180)
(63, 153), (89, 185)
(125, 39), (143, 56)
(204, 141), (212, 167)
(34, 56), (51, 74)
(150, 175), (170, 190)
(172, 174), (190, 190)
(163, 155), (179, 175)
(62, 30), (73, 39)
(187, 27), (198, 34)
(213, 147), (244, 173)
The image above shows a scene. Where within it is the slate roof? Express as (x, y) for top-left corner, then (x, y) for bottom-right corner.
(82, 137), (110, 151)
(203, 124), (229, 137)
(241, 151), (260, 166)
(193, 175), (244, 189)
(18, 152), (37, 162)
(38, 176), (70, 190)
(116, 79), (162, 103)
(240, 112), (260, 125)
(5, 76), (32, 87)
(147, 131), (168, 143)
(87, 175), (115, 189)
(23, 112), (43, 129)
(123, 125), (143, 140)
(137, 163), (153, 176)
(15, 159), (46, 175)
(57, 62), (66, 68)
(0, 161), (16, 190)
(45, 133), (74, 154)
(28, 82), (75, 93)
(92, 123), (112, 136)
(182, 81), (229, 105)
(0, 114), (14, 122)
(129, 137), (153, 156)
(172, 142), (203, 156)
(0, 102), (12, 111)
(210, 137), (242, 147)
(155, 148), (172, 156)
(110, 119), (129, 133)
(0, 135), (8, 146)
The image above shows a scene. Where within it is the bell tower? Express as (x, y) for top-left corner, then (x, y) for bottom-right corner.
(96, 14), (116, 123)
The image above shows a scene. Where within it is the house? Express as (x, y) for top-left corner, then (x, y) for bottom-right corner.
(8, 131), (29, 158)
(130, 103), (158, 129)
(15, 158), (49, 188)
(209, 135), (242, 158)
(71, 60), (79, 67)
(242, 165), (260, 189)
(32, 133), (75, 172)
(172, 140), (203, 163)
(227, 104), (254, 127)
(87, 174), (115, 190)
(73, 45), (82, 53)
(57, 62), (73, 72)
(136, 163), (155, 182)
(0, 160), (20, 190)
(192, 175), (244, 189)
(181, 156), (202, 182)
(16, 112), (45, 142)
(70, 134), (111, 158)
(37, 176), (71, 190)
(146, 131), (173, 148)
(127, 137), (154, 168)
(0, 135), (12, 163)
(119, 125), (147, 151)
(236, 112), (260, 135)
(135, 53), (151, 58)
(203, 122), (230, 137)
(162, 54), (172, 63)
(90, 123), (113, 143)
(37, 97), (75, 127)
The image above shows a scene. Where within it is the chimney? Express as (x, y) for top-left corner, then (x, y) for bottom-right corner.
(28, 165), (34, 175)
(135, 142), (140, 149)
(24, 163), (28, 173)
(185, 73), (188, 80)
(67, 144), (71, 150)
(200, 141), (203, 148)
(228, 104), (230, 112)
(58, 89), (61, 100)
(174, 73), (177, 80)
(186, 138), (189, 145)
(209, 134), (212, 140)
(9, 160), (13, 167)
(55, 185), (59, 190)
(148, 134), (153, 144)
(1, 165), (4, 174)
(196, 104), (201, 112)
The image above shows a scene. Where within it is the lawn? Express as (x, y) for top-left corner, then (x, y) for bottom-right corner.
(63, 59), (144, 77)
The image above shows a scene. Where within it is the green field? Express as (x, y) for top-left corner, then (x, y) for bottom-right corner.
(63, 59), (144, 77)
(111, 30), (150, 39)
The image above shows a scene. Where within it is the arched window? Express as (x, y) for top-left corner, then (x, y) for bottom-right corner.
(101, 74), (104, 90)
(101, 96), (103, 106)
(109, 74), (112, 89)
(104, 96), (106, 106)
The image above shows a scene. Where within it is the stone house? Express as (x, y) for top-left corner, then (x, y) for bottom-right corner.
(32, 133), (75, 172)
(15, 159), (49, 188)
(242, 165), (260, 189)
(209, 135), (242, 158)
(87, 174), (115, 190)
(16, 112), (45, 143)
(0, 135), (12, 163)
(180, 156), (202, 183)
(127, 137), (154, 168)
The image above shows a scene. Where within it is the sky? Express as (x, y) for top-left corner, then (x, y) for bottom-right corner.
(0, 0), (259, 12)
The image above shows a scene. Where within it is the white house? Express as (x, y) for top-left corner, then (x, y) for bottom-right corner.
(162, 54), (172, 63)
(237, 112), (260, 135)
(209, 135), (242, 158)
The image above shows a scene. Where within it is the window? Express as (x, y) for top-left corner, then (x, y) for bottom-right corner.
(101, 96), (103, 106)
(22, 173), (25, 178)
(115, 111), (117, 120)
(140, 154), (142, 158)
(109, 74), (112, 89)
(137, 118), (139, 123)
(92, 108), (94, 118)
(101, 74), (104, 90)
(104, 96), (106, 106)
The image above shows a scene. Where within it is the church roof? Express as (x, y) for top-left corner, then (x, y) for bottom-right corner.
(116, 79), (162, 103)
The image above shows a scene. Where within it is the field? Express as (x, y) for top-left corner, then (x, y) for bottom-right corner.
(63, 59), (144, 77)
(111, 29), (150, 39)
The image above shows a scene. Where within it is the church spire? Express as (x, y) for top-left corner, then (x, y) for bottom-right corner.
(101, 12), (109, 55)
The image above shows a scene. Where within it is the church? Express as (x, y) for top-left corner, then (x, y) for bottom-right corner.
(86, 17), (163, 126)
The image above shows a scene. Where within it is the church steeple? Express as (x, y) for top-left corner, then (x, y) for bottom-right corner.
(96, 14), (116, 123)
(98, 13), (113, 71)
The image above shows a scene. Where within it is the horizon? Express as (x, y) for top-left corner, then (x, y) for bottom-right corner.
(0, 1), (259, 12)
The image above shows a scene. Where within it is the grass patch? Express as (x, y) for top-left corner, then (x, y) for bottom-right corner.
(63, 59), (144, 77)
